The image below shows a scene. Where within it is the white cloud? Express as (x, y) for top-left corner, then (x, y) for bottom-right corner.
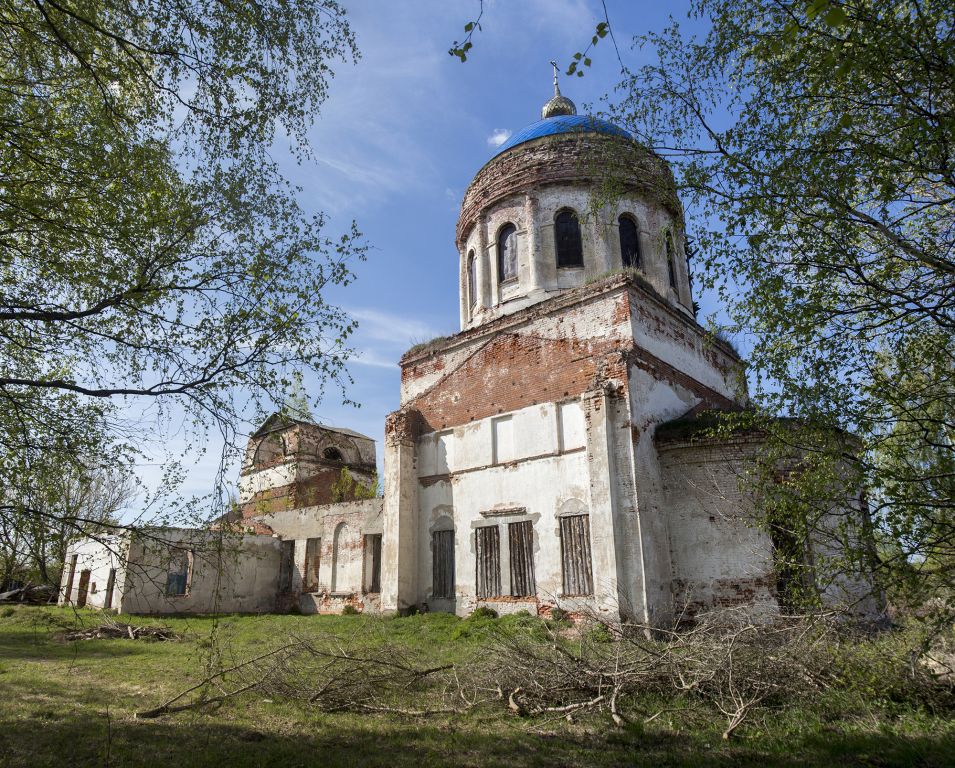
(486, 128), (512, 147)
(348, 349), (399, 369)
(347, 307), (441, 347)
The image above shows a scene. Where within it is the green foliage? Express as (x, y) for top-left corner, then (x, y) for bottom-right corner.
(2, 607), (955, 766)
(566, 21), (610, 78)
(340, 605), (359, 616)
(0, 1), (365, 544)
(330, 469), (379, 503)
(616, 0), (955, 613)
(585, 621), (614, 644)
(548, 607), (570, 624)
(448, 1), (484, 62)
(450, 605), (498, 640)
(828, 621), (954, 708)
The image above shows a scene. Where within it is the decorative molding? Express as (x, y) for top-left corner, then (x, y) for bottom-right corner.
(479, 506), (527, 518)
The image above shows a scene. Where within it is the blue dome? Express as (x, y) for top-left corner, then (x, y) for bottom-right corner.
(494, 114), (632, 156)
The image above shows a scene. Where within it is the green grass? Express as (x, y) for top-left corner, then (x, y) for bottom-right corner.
(0, 606), (953, 767)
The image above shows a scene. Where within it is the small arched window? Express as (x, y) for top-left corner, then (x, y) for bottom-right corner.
(497, 224), (518, 283)
(467, 250), (476, 308)
(618, 215), (640, 269)
(323, 447), (344, 462)
(665, 231), (677, 290)
(555, 209), (583, 268)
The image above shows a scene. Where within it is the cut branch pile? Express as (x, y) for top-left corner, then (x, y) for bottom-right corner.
(61, 617), (181, 642)
(135, 609), (938, 739)
(478, 607), (841, 737)
(0, 584), (56, 604)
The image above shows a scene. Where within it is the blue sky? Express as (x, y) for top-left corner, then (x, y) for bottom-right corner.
(158, 0), (724, 503)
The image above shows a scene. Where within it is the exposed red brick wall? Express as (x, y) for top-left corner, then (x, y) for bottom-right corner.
(241, 467), (369, 518)
(399, 276), (742, 434)
(404, 331), (630, 433)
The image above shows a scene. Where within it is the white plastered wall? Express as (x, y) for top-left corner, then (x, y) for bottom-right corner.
(414, 399), (611, 616)
(117, 529), (282, 615)
(461, 187), (693, 329)
(58, 535), (128, 610)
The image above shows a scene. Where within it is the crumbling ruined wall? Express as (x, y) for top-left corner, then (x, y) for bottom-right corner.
(656, 437), (779, 618)
(58, 535), (128, 610)
(238, 419), (377, 517)
(77, 528), (284, 615)
(258, 498), (384, 614)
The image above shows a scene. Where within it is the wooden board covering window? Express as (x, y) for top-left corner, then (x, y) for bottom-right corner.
(560, 514), (594, 596)
(509, 520), (536, 597)
(475, 526), (501, 598)
(432, 529), (455, 599)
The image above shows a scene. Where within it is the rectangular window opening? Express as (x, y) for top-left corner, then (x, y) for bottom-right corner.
(104, 568), (116, 610)
(64, 553), (78, 603)
(365, 534), (382, 594)
(278, 540), (295, 593)
(304, 537), (321, 592)
(166, 547), (193, 597)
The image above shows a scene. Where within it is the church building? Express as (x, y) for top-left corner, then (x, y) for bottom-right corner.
(60, 79), (877, 622)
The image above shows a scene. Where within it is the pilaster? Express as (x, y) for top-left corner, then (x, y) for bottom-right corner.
(380, 408), (422, 613)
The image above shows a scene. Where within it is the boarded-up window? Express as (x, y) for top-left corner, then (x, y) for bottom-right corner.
(555, 209), (583, 268)
(104, 568), (116, 610)
(166, 548), (192, 597)
(619, 215), (640, 268)
(492, 415), (514, 464)
(560, 514), (594, 596)
(331, 523), (347, 592)
(432, 529), (455, 599)
(304, 537), (321, 592)
(279, 540), (295, 592)
(475, 526), (501, 598)
(509, 521), (536, 597)
(365, 534), (382, 593)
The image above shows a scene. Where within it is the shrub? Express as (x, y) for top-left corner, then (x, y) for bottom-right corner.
(586, 621), (614, 643)
(469, 606), (498, 620)
(549, 607), (571, 625)
(340, 605), (359, 615)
